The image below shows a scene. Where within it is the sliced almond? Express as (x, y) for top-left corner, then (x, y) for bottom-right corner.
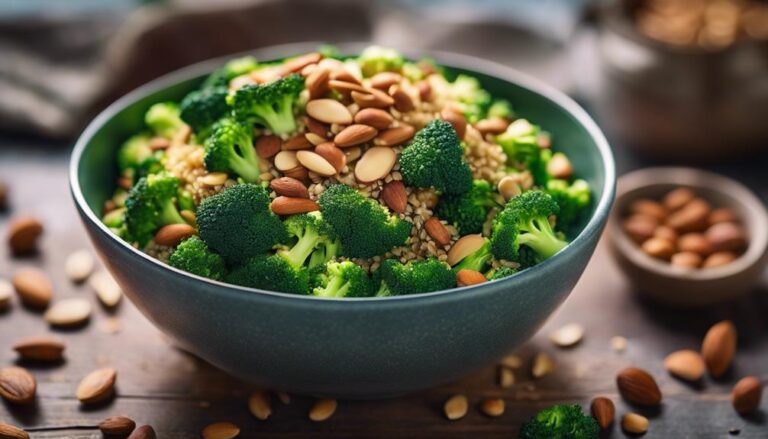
(306, 67), (331, 99)
(380, 181), (407, 214)
(7, 217), (43, 255)
(306, 99), (353, 125)
(328, 79), (368, 95)
(202, 422), (240, 439)
(531, 352), (556, 378)
(548, 323), (584, 348)
(65, 249), (94, 283)
(440, 109), (466, 140)
(284, 134), (312, 151)
(621, 413), (649, 434)
(456, 269), (487, 287)
(498, 366), (515, 388)
(89, 271), (122, 308)
(154, 224), (196, 247)
(12, 268), (52, 309)
(330, 69), (361, 85)
(270, 177), (309, 199)
(0, 367), (36, 404)
(701, 320), (737, 378)
(201, 173), (228, 187)
(13, 336), (65, 362)
(0, 279), (13, 311)
(373, 124), (416, 147)
(344, 146), (362, 163)
(45, 298), (91, 327)
(475, 118), (510, 136)
(0, 422), (29, 439)
(305, 132), (326, 146)
(296, 150), (336, 176)
(351, 89), (394, 109)
(76, 367), (117, 404)
(334, 124), (378, 148)
(271, 197), (319, 216)
(664, 349), (705, 381)
(309, 398), (337, 422)
(315, 142), (346, 173)
(443, 394), (468, 420)
(354, 108), (394, 130)
(255, 135), (282, 158)
(425, 218), (451, 246)
(278, 52), (322, 75)
(248, 390), (272, 420)
(500, 354), (523, 369)
(354, 147), (396, 183)
(447, 234), (486, 266)
(274, 151), (299, 172)
(305, 117), (330, 138)
(370, 72), (402, 90)
(99, 416), (136, 436)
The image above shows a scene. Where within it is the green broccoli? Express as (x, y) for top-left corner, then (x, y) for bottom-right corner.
(145, 102), (186, 139)
(545, 178), (591, 234)
(357, 46), (404, 77)
(124, 172), (187, 246)
(278, 212), (340, 269)
(486, 266), (517, 281)
(452, 238), (492, 273)
(226, 254), (308, 295)
(203, 118), (264, 183)
(490, 190), (567, 264)
(317, 44), (342, 59)
(117, 134), (153, 172)
(448, 74), (492, 123)
(196, 184), (287, 263)
(399, 120), (473, 195)
(487, 99), (513, 120)
(496, 119), (550, 185)
(231, 74), (304, 135)
(312, 261), (373, 298)
(203, 56), (259, 89)
(435, 180), (500, 234)
(520, 404), (599, 439)
(375, 258), (455, 296)
(179, 86), (230, 137)
(169, 236), (226, 281)
(318, 184), (411, 259)
(102, 207), (126, 229)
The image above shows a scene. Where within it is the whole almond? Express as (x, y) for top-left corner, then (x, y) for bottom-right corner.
(475, 118), (509, 136)
(549, 323), (585, 348)
(7, 217), (43, 255)
(306, 99), (353, 125)
(270, 177), (309, 199)
(99, 416), (136, 436)
(663, 187), (696, 211)
(498, 366), (515, 388)
(334, 124), (378, 148)
(373, 124), (415, 147)
(0, 423), (28, 439)
(623, 214), (659, 244)
(671, 251), (703, 269)
(65, 249), (95, 283)
(12, 268), (52, 309)
(354, 108), (393, 129)
(456, 269), (487, 287)
(330, 68), (361, 85)
(279, 52), (322, 75)
(314, 142), (346, 173)
(664, 349), (705, 381)
(678, 233), (713, 256)
(703, 251), (737, 268)
(270, 197), (319, 216)
(306, 67), (331, 99)
(666, 198), (711, 233)
(305, 132), (326, 146)
(497, 176), (522, 201)
(629, 199), (668, 221)
(370, 72), (402, 90)
(76, 367), (117, 404)
(380, 181), (407, 214)
(616, 367), (662, 406)
(425, 218), (451, 246)
(417, 81), (432, 102)
(447, 234), (486, 266)
(351, 89), (394, 109)
(590, 396), (615, 429)
(706, 222), (746, 253)
(440, 109), (466, 140)
(283, 166), (309, 182)
(309, 398), (337, 422)
(641, 237), (675, 260)
(621, 413), (649, 434)
(701, 320), (737, 378)
(13, 336), (65, 362)
(202, 422), (240, 439)
(255, 135), (282, 158)
(709, 208), (738, 225)
(389, 85), (414, 112)
(654, 225), (678, 242)
(284, 134), (312, 151)
(531, 352), (556, 378)
(328, 79), (368, 96)
(127, 425), (156, 439)
(45, 298), (92, 328)
(354, 147), (396, 183)
(296, 150), (336, 176)
(305, 117), (330, 138)
(89, 271), (122, 308)
(0, 367), (36, 404)
(731, 376), (763, 415)
(443, 394), (468, 420)
(200, 172), (228, 187)
(154, 224), (196, 247)
(248, 389), (272, 420)
(480, 398), (505, 417)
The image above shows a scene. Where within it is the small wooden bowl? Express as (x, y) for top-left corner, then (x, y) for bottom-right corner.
(609, 167), (768, 307)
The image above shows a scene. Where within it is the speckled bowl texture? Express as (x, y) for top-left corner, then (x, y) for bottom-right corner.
(70, 43), (615, 398)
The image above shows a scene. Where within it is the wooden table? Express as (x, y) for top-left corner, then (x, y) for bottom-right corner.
(0, 140), (766, 438)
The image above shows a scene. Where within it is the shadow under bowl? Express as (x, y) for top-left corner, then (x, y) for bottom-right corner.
(70, 42), (615, 398)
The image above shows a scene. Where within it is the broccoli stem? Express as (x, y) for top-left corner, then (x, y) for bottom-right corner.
(453, 241), (492, 272)
(315, 275), (349, 298)
(229, 153), (262, 183)
(160, 201), (187, 225)
(254, 97), (296, 135)
(280, 228), (320, 268)
(518, 217), (567, 260)
(308, 239), (339, 268)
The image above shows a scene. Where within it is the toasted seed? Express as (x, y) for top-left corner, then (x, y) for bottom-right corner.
(334, 124), (378, 148)
(99, 416), (136, 436)
(531, 352), (556, 378)
(351, 89), (394, 109)
(65, 249), (94, 283)
(296, 150), (337, 176)
(248, 390), (271, 420)
(456, 269), (487, 287)
(370, 72), (402, 90)
(641, 237), (675, 260)
(480, 398), (505, 417)
(13, 336), (65, 362)
(709, 208), (739, 225)
(546, 153), (573, 180)
(255, 135), (282, 158)
(89, 271), (122, 308)
(664, 350), (705, 381)
(447, 234), (486, 266)
(76, 367), (117, 404)
(499, 354), (523, 369)
(443, 394), (468, 420)
(0, 279), (12, 311)
(202, 422), (240, 439)
(154, 224), (196, 247)
(373, 124), (415, 146)
(7, 217), (43, 255)
(127, 425), (156, 439)
(306, 99), (353, 125)
(623, 214), (659, 244)
(306, 67), (331, 99)
(678, 233), (712, 256)
(702, 320), (737, 378)
(425, 218), (451, 246)
(201, 173), (228, 186)
(309, 398), (337, 422)
(270, 177), (309, 199)
(703, 251), (737, 268)
(12, 268), (52, 309)
(354, 146), (396, 183)
(498, 366), (515, 388)
(380, 181), (408, 214)
(497, 176), (522, 201)
(622, 413), (649, 434)
(629, 199), (667, 221)
(590, 397), (615, 429)
(616, 367), (662, 406)
(475, 118), (509, 136)
(611, 336), (628, 352)
(354, 108), (393, 129)
(45, 298), (91, 327)
(440, 109), (466, 140)
(271, 197), (319, 215)
(706, 222), (746, 253)
(548, 323), (584, 348)
(732, 376), (763, 415)
(0, 367), (36, 404)
(314, 142), (346, 173)
(671, 252), (703, 269)
(389, 84), (414, 112)
(274, 151), (299, 172)
(0, 422), (29, 439)
(305, 117), (331, 138)
(663, 187), (696, 211)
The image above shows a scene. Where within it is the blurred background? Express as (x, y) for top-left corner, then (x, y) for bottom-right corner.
(1, 0), (767, 174)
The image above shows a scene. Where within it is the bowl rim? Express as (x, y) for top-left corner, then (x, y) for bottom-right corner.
(610, 166), (768, 280)
(70, 41), (616, 303)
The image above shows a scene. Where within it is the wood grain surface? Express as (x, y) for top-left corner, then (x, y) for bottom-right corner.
(0, 145), (766, 438)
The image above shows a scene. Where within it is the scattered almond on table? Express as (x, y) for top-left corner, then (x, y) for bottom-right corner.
(590, 396), (615, 429)
(0, 422), (28, 439)
(701, 320), (737, 378)
(480, 398), (505, 417)
(248, 389), (271, 420)
(76, 367), (117, 405)
(44, 297), (92, 328)
(12, 268), (52, 309)
(731, 376), (763, 415)
(622, 412), (649, 435)
(89, 271), (123, 308)
(309, 398), (337, 422)
(6, 216), (43, 255)
(13, 336), (65, 362)
(127, 424), (156, 439)
(64, 249), (95, 283)
(531, 352), (556, 379)
(99, 416), (136, 436)
(616, 367), (662, 407)
(548, 323), (584, 348)
(202, 422), (240, 439)
(0, 367), (36, 405)
(443, 394), (468, 421)
(664, 349), (706, 382)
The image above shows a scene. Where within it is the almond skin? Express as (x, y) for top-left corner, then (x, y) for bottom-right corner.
(270, 197), (319, 216)
(0, 422), (29, 439)
(590, 396), (615, 429)
(456, 269), (487, 287)
(314, 142), (346, 173)
(334, 124), (378, 148)
(664, 350), (705, 381)
(305, 117), (330, 138)
(440, 109), (466, 140)
(6, 217), (43, 255)
(0, 367), (36, 404)
(354, 108), (393, 130)
(701, 320), (737, 378)
(424, 218), (451, 246)
(616, 367), (662, 406)
(270, 177), (309, 199)
(732, 376), (763, 415)
(153, 224), (196, 247)
(13, 336), (65, 362)
(127, 425), (156, 439)
(99, 416), (136, 436)
(255, 135), (282, 158)
(380, 181), (407, 214)
(389, 84), (414, 112)
(306, 67), (330, 99)
(12, 268), (52, 309)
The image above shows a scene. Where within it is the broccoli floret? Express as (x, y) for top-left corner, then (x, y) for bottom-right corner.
(496, 119), (550, 185)
(520, 404), (599, 439)
(487, 99), (514, 120)
(203, 56), (259, 89)
(357, 46), (404, 77)
(317, 44), (342, 59)
(117, 134), (153, 172)
(203, 118), (264, 183)
(490, 190), (568, 264)
(448, 74), (492, 123)
(545, 178), (591, 234)
(179, 86), (230, 136)
(399, 120), (473, 195)
(102, 207), (126, 228)
(231, 74), (304, 135)
(278, 212), (340, 270)
(313, 261), (373, 298)
(452, 238), (492, 273)
(318, 184), (411, 259)
(145, 102), (186, 139)
(375, 258), (455, 296)
(196, 184), (287, 263)
(134, 152), (165, 182)
(169, 236), (226, 281)
(226, 254), (308, 295)
(486, 266), (517, 280)
(124, 172), (187, 246)
(435, 180), (500, 234)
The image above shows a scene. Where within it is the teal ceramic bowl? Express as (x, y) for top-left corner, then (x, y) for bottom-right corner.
(70, 43), (615, 398)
